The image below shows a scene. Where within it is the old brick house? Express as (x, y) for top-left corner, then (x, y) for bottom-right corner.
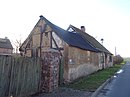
(0, 37), (13, 55)
(20, 16), (113, 82)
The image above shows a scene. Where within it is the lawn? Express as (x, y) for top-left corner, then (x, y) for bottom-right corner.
(65, 61), (125, 91)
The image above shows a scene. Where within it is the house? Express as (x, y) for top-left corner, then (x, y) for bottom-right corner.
(20, 15), (113, 82)
(67, 25), (113, 69)
(0, 37), (13, 55)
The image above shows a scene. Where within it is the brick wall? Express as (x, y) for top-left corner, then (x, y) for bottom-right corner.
(40, 49), (60, 92)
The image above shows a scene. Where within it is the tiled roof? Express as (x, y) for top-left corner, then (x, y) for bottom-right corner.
(20, 16), (99, 52)
(68, 25), (112, 54)
(39, 16), (99, 52)
(0, 38), (13, 49)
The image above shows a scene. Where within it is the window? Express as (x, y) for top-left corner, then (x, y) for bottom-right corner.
(109, 56), (112, 62)
(68, 28), (77, 33)
(68, 28), (74, 32)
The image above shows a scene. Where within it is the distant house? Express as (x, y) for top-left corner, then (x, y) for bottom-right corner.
(0, 37), (13, 55)
(67, 25), (113, 69)
(20, 16), (113, 82)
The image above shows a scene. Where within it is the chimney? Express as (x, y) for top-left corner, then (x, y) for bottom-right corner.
(5, 37), (8, 39)
(81, 26), (85, 32)
(39, 15), (43, 19)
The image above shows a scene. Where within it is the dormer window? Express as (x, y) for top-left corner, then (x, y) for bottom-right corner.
(68, 28), (74, 32)
(68, 28), (77, 33)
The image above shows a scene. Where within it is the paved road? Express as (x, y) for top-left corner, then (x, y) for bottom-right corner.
(97, 62), (130, 97)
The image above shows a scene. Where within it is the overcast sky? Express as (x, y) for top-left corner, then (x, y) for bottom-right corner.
(0, 0), (130, 57)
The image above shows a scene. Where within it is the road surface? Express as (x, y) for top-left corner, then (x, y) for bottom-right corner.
(97, 62), (130, 97)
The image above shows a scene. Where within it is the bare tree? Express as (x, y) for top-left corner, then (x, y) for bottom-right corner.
(12, 36), (22, 54)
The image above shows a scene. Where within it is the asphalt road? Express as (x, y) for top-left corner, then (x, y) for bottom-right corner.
(97, 62), (130, 97)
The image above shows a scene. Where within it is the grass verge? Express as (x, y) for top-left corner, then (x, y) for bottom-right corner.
(65, 61), (125, 91)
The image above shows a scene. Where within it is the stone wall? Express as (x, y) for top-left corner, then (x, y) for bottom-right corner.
(67, 63), (99, 82)
(64, 46), (99, 82)
(40, 49), (60, 92)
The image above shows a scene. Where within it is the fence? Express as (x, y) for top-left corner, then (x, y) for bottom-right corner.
(0, 55), (41, 97)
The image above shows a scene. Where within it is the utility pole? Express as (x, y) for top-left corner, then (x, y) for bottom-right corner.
(115, 46), (117, 56)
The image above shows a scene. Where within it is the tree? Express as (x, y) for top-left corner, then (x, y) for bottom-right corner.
(12, 36), (22, 54)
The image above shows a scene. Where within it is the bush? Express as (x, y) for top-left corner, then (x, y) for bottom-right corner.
(113, 55), (124, 64)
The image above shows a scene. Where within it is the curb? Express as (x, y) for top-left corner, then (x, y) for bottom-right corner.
(91, 76), (113, 97)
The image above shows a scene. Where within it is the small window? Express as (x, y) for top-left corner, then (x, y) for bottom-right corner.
(68, 28), (77, 33)
(68, 28), (74, 32)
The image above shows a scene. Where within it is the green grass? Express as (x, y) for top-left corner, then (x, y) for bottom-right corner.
(65, 61), (125, 91)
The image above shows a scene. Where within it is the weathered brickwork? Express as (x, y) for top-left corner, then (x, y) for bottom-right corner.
(40, 49), (60, 92)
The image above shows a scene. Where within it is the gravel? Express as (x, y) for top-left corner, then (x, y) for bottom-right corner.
(29, 87), (93, 97)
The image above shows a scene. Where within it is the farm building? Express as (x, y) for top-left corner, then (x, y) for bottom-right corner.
(20, 15), (113, 82)
(0, 37), (13, 55)
(67, 25), (113, 69)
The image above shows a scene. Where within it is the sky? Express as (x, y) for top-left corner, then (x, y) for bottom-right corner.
(0, 0), (130, 57)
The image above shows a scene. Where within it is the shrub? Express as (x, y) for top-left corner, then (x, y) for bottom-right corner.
(113, 55), (124, 64)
